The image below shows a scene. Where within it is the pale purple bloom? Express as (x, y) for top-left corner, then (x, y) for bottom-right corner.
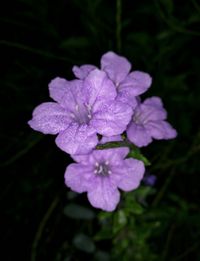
(73, 51), (152, 109)
(28, 69), (132, 155)
(65, 148), (145, 211)
(127, 97), (177, 147)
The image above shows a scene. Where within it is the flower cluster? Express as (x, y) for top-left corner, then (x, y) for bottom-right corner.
(28, 51), (177, 211)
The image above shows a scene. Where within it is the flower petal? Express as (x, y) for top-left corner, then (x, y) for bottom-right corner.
(143, 96), (163, 108)
(87, 177), (120, 211)
(146, 120), (177, 140)
(55, 123), (98, 155)
(92, 148), (129, 165)
(60, 79), (86, 110)
(119, 71), (152, 96)
(72, 64), (97, 79)
(127, 122), (152, 147)
(71, 153), (94, 165)
(101, 51), (131, 84)
(139, 103), (167, 122)
(83, 69), (116, 108)
(112, 158), (145, 191)
(91, 101), (132, 136)
(64, 163), (93, 193)
(28, 102), (70, 134)
(116, 89), (138, 109)
(100, 135), (123, 144)
(48, 77), (69, 103)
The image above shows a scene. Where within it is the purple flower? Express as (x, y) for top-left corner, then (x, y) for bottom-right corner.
(143, 173), (157, 186)
(65, 148), (145, 211)
(28, 69), (132, 155)
(73, 51), (152, 109)
(127, 97), (177, 147)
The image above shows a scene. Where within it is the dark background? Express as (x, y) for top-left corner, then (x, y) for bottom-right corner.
(0, 0), (200, 260)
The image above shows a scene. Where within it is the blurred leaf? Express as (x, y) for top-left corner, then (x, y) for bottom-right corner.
(160, 0), (174, 15)
(113, 210), (127, 234)
(73, 233), (95, 253)
(128, 148), (151, 166)
(59, 37), (90, 50)
(94, 227), (113, 241)
(63, 203), (95, 220)
(94, 250), (110, 261)
(117, 210), (127, 226)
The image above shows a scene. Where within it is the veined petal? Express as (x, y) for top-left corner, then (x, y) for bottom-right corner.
(48, 77), (69, 103)
(83, 69), (116, 107)
(139, 103), (167, 122)
(127, 122), (152, 147)
(143, 96), (163, 108)
(87, 177), (120, 211)
(55, 123), (98, 155)
(71, 153), (95, 165)
(116, 89), (138, 109)
(61, 79), (86, 110)
(119, 71), (152, 96)
(101, 51), (131, 85)
(64, 163), (94, 193)
(112, 158), (145, 191)
(91, 101), (132, 136)
(28, 102), (70, 134)
(146, 120), (177, 140)
(92, 148), (129, 165)
(72, 147), (129, 167)
(72, 64), (97, 79)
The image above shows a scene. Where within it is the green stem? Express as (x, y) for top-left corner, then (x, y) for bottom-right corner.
(96, 140), (137, 150)
(1, 135), (43, 167)
(171, 242), (200, 261)
(154, 0), (200, 36)
(152, 169), (175, 207)
(0, 40), (74, 62)
(116, 0), (122, 52)
(31, 196), (59, 261)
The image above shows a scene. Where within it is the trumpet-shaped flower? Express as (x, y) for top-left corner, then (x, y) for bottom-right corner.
(28, 69), (132, 155)
(127, 97), (177, 147)
(65, 148), (145, 211)
(73, 51), (152, 108)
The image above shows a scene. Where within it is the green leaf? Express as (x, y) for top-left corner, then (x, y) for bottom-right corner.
(113, 210), (127, 234)
(63, 203), (95, 220)
(128, 149), (151, 166)
(59, 37), (90, 50)
(94, 227), (113, 241)
(94, 251), (110, 261)
(160, 0), (174, 15)
(73, 233), (95, 253)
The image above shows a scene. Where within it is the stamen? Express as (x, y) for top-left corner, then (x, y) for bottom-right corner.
(70, 113), (75, 118)
(94, 162), (111, 177)
(85, 103), (91, 110)
(75, 104), (79, 111)
(98, 165), (103, 173)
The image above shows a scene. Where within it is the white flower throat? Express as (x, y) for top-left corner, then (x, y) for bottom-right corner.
(70, 103), (92, 124)
(94, 161), (112, 176)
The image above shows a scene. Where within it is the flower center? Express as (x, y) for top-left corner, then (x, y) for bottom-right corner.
(70, 103), (92, 125)
(94, 161), (111, 177)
